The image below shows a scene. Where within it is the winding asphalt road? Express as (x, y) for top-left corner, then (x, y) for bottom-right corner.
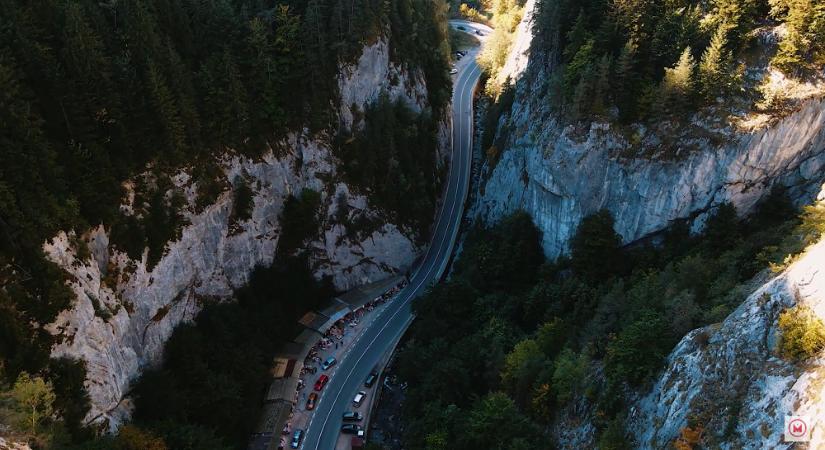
(301, 21), (490, 450)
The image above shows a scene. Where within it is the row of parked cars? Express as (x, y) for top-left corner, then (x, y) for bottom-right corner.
(289, 358), (381, 447)
(289, 409), (365, 449)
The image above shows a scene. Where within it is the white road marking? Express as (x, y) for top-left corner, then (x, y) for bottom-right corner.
(308, 57), (483, 450)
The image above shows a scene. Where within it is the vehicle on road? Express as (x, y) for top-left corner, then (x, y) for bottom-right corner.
(321, 356), (337, 370)
(450, 68), (458, 75)
(290, 429), (304, 448)
(457, 25), (466, 30)
(306, 392), (318, 410)
(341, 424), (363, 435)
(353, 390), (366, 407)
(342, 411), (363, 422)
(364, 372), (378, 388)
(475, 29), (484, 36)
(314, 374), (329, 391)
(299, 21), (481, 448)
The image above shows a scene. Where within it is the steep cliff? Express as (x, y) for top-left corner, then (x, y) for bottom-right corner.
(473, 15), (825, 259)
(627, 196), (825, 449)
(41, 38), (446, 431)
(469, 5), (825, 447)
(476, 93), (825, 258)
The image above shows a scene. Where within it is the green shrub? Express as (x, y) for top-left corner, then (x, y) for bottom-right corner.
(570, 209), (624, 280)
(778, 304), (825, 360)
(605, 310), (671, 385)
(337, 94), (440, 233)
(277, 189), (321, 256)
(231, 176), (254, 222)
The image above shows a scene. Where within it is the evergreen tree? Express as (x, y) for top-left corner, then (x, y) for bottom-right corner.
(659, 46), (696, 115)
(592, 54), (612, 114)
(570, 209), (624, 280)
(615, 39), (640, 122)
(698, 26), (731, 102)
(771, 0), (825, 74)
(564, 10), (590, 61)
(146, 59), (187, 159)
(165, 42), (202, 150)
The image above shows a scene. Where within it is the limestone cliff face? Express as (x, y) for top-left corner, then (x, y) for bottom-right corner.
(473, 16), (825, 259)
(547, 208), (825, 449)
(473, 13), (825, 448)
(475, 91), (825, 258)
(627, 205), (825, 449)
(42, 38), (445, 431)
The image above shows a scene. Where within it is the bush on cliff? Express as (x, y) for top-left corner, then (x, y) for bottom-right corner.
(778, 304), (825, 360)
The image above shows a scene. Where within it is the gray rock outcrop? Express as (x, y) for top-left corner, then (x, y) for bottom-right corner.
(42, 37), (446, 431)
(475, 92), (825, 258)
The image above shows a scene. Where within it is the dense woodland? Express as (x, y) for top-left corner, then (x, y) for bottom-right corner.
(397, 192), (825, 449)
(0, 0), (450, 447)
(527, 0), (824, 122)
(337, 94), (444, 233)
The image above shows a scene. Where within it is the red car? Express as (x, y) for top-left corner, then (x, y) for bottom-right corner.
(314, 374), (330, 391)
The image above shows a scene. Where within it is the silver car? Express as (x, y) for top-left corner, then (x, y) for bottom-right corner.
(321, 356), (337, 370)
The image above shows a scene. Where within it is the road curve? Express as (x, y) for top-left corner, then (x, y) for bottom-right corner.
(301, 24), (487, 450)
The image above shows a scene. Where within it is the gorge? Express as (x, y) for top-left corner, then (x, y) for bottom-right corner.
(1, 0), (824, 449)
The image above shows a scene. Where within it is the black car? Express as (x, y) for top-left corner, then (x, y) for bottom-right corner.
(290, 429), (304, 449)
(364, 372), (378, 388)
(341, 424), (362, 434)
(342, 411), (363, 422)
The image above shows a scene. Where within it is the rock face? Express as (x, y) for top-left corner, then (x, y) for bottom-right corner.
(475, 91), (825, 258)
(337, 39), (428, 130)
(493, 0), (535, 87)
(0, 438), (32, 450)
(473, 17), (825, 259)
(627, 215), (825, 449)
(42, 38), (445, 431)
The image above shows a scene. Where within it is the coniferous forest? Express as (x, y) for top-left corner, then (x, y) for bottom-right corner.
(0, 0), (450, 446)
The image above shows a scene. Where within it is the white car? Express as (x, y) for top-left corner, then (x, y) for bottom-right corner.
(450, 68), (458, 75)
(353, 390), (366, 407)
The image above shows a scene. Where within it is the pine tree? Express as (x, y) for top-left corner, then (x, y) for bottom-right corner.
(165, 42), (202, 150)
(564, 10), (590, 61)
(146, 59), (187, 158)
(771, 0), (825, 74)
(698, 26), (731, 102)
(659, 46), (695, 114)
(592, 54), (612, 115)
(615, 39), (640, 122)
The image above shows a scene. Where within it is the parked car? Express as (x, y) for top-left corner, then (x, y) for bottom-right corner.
(306, 392), (318, 410)
(342, 411), (363, 422)
(291, 429), (304, 449)
(321, 356), (337, 370)
(364, 372), (378, 388)
(314, 374), (329, 391)
(341, 424), (362, 435)
(353, 390), (366, 407)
